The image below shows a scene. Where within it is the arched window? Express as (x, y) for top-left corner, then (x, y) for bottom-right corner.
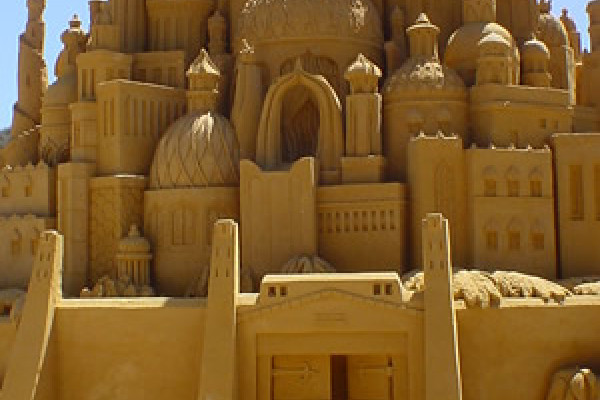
(506, 166), (520, 197)
(507, 218), (523, 251)
(530, 220), (545, 251)
(482, 166), (498, 197)
(11, 229), (22, 257)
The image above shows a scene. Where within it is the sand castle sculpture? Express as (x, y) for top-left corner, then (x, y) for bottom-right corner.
(0, 0), (599, 398)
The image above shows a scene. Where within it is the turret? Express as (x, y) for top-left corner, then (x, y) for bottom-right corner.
(476, 33), (512, 85)
(186, 49), (221, 113)
(406, 13), (440, 60)
(588, 0), (600, 53)
(342, 54), (383, 183)
(116, 225), (152, 287)
(522, 36), (552, 87)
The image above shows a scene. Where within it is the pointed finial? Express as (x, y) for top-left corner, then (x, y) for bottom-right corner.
(70, 14), (82, 29)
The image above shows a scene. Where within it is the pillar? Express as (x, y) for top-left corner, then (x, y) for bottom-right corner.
(423, 213), (462, 400)
(198, 219), (239, 400)
(58, 162), (95, 296)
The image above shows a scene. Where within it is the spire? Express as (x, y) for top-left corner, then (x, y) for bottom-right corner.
(187, 49), (221, 113)
(55, 15), (87, 78)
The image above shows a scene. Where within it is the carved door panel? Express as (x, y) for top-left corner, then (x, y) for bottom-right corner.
(272, 355), (331, 400)
(347, 355), (395, 400)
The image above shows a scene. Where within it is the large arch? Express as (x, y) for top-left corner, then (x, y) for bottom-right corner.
(255, 62), (344, 183)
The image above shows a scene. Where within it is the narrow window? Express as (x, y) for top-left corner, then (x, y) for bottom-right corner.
(486, 231), (498, 251)
(484, 179), (497, 197)
(570, 165), (584, 220)
(530, 180), (542, 197)
(508, 231), (521, 251)
(507, 180), (520, 197)
(373, 284), (381, 296)
(532, 232), (545, 250)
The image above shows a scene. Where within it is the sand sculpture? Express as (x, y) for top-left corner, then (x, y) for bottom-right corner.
(0, 0), (599, 398)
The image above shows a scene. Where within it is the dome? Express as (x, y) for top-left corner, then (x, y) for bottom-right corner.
(537, 12), (569, 47)
(236, 0), (383, 48)
(118, 225), (151, 254)
(149, 112), (240, 189)
(42, 73), (77, 107)
(382, 58), (466, 99)
(446, 22), (516, 68)
(522, 37), (550, 59)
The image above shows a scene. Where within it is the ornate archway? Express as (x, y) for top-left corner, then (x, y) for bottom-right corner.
(256, 61), (344, 183)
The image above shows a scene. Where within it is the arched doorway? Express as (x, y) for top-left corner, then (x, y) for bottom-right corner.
(256, 62), (344, 183)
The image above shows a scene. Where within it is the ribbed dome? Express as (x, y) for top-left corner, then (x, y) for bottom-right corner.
(382, 58), (466, 99)
(149, 112), (240, 189)
(236, 0), (383, 48)
(538, 12), (569, 47)
(43, 73), (77, 106)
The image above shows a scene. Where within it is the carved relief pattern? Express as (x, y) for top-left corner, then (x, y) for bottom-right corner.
(90, 187), (117, 281)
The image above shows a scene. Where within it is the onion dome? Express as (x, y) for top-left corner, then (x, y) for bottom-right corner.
(522, 37), (550, 59)
(382, 59), (466, 100)
(446, 23), (515, 68)
(478, 32), (511, 55)
(236, 0), (383, 49)
(118, 225), (151, 254)
(149, 112), (240, 189)
(537, 10), (569, 47)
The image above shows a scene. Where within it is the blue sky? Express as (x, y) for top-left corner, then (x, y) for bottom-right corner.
(0, 0), (591, 129)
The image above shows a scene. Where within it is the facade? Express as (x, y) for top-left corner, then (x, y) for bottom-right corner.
(0, 0), (600, 399)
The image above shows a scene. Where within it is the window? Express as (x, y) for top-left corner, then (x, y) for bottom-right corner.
(268, 286), (276, 297)
(539, 119), (547, 129)
(532, 232), (545, 250)
(385, 284), (393, 295)
(279, 286), (288, 297)
(508, 231), (521, 251)
(570, 165), (584, 220)
(1, 187), (8, 198)
(484, 179), (497, 197)
(507, 180), (520, 197)
(373, 284), (381, 295)
(530, 180), (542, 197)
(486, 231), (498, 251)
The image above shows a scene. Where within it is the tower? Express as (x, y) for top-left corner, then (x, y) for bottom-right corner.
(187, 49), (221, 113)
(342, 54), (384, 183)
(588, 0), (600, 53)
(423, 213), (462, 400)
(10, 0), (48, 139)
(198, 219), (239, 400)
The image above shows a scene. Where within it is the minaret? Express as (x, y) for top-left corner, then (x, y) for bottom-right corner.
(423, 213), (462, 400)
(198, 219), (239, 400)
(10, 0), (48, 138)
(208, 10), (234, 115)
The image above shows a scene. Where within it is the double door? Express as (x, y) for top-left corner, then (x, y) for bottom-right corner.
(271, 354), (400, 400)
